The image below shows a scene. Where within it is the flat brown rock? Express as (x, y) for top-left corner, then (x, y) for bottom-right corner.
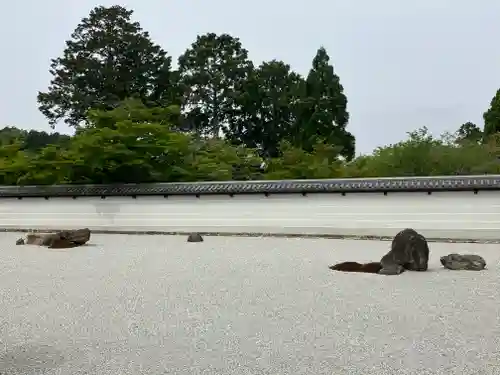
(24, 228), (91, 248)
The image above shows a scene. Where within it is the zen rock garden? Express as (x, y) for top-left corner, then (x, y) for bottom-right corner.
(13, 227), (488, 274)
(330, 228), (487, 274)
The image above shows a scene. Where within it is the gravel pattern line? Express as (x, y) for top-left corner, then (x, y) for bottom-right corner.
(1, 233), (499, 374)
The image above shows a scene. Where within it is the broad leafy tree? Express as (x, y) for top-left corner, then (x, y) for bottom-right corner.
(66, 99), (190, 183)
(37, 5), (175, 129)
(63, 99), (262, 184)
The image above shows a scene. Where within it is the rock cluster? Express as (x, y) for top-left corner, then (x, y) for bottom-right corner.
(329, 228), (430, 275)
(329, 228), (490, 275)
(379, 228), (430, 275)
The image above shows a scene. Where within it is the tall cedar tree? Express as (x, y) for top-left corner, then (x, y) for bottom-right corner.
(177, 33), (253, 137)
(229, 60), (304, 157)
(37, 5), (175, 128)
(483, 89), (500, 139)
(297, 47), (355, 160)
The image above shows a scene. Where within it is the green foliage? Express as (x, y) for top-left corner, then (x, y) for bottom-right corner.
(8, 5), (500, 185)
(0, 101), (266, 185)
(228, 60), (304, 157)
(345, 127), (500, 177)
(16, 146), (74, 185)
(296, 47), (355, 160)
(23, 130), (71, 151)
(264, 140), (344, 180)
(0, 142), (29, 185)
(177, 33), (253, 137)
(186, 138), (263, 181)
(484, 89), (500, 138)
(456, 122), (483, 144)
(67, 101), (191, 183)
(37, 5), (175, 128)
(37, 5), (358, 159)
(0, 127), (70, 152)
(3, 109), (500, 185)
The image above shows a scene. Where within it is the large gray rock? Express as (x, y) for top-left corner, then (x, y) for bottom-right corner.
(187, 233), (204, 243)
(378, 228), (430, 275)
(440, 253), (486, 271)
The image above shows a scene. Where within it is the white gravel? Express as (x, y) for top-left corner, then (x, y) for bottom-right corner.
(1, 233), (500, 374)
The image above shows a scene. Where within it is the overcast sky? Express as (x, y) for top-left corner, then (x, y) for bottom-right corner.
(1, 0), (499, 154)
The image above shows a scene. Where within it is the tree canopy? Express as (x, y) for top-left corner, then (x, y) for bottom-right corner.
(1, 4), (497, 186)
(37, 5), (175, 129)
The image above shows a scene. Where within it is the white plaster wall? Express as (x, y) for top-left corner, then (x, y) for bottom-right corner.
(0, 191), (498, 240)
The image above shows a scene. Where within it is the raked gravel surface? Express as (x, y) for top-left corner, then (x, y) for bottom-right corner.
(1, 233), (500, 375)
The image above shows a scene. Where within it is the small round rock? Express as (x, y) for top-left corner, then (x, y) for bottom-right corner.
(187, 233), (204, 243)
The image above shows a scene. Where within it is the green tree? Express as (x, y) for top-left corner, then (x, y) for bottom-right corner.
(347, 127), (444, 177)
(65, 99), (264, 183)
(37, 5), (175, 129)
(187, 138), (263, 181)
(483, 89), (500, 138)
(0, 127), (24, 145)
(16, 145), (74, 185)
(0, 141), (29, 185)
(296, 47), (355, 160)
(228, 60), (304, 157)
(177, 33), (253, 137)
(345, 126), (500, 177)
(66, 99), (190, 184)
(0, 127), (71, 152)
(264, 140), (345, 179)
(456, 121), (482, 144)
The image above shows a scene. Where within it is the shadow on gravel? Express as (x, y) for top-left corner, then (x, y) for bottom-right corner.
(46, 243), (99, 251)
(0, 344), (66, 374)
(330, 267), (466, 275)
